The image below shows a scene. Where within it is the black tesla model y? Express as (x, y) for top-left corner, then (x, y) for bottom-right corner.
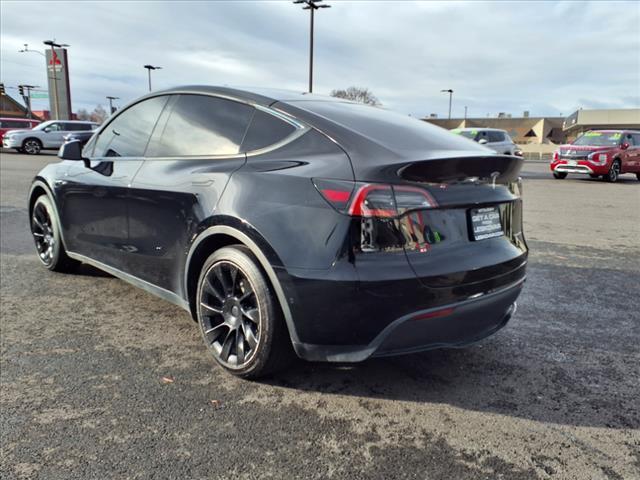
(29, 86), (528, 378)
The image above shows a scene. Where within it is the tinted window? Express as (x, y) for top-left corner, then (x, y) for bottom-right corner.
(488, 131), (505, 142)
(93, 96), (168, 157)
(148, 94), (253, 157)
(241, 109), (296, 152)
(71, 123), (93, 131)
(632, 134), (640, 146)
(1, 120), (30, 128)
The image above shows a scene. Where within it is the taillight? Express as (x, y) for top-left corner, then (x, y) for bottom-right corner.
(313, 179), (436, 217)
(552, 151), (559, 163)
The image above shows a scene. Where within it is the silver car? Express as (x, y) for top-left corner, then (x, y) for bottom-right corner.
(452, 128), (518, 155)
(2, 120), (98, 154)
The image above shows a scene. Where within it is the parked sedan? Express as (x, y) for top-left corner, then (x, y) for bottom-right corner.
(29, 86), (528, 378)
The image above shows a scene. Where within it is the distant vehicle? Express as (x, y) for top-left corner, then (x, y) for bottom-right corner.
(63, 129), (96, 147)
(2, 120), (98, 155)
(29, 86), (527, 378)
(0, 117), (40, 141)
(550, 130), (640, 182)
(452, 128), (518, 155)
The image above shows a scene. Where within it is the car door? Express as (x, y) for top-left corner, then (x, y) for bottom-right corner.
(622, 133), (640, 172)
(55, 96), (169, 270)
(41, 122), (66, 148)
(126, 94), (255, 295)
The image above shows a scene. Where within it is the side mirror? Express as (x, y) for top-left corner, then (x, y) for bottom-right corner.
(43, 127), (51, 133)
(478, 138), (488, 145)
(621, 143), (630, 150)
(58, 140), (84, 161)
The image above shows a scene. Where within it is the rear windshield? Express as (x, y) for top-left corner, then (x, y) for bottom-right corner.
(289, 100), (482, 154)
(573, 132), (622, 146)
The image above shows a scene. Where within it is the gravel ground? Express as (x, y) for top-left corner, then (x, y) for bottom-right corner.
(1, 151), (639, 479)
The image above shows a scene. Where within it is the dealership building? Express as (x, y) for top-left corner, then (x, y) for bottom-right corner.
(422, 108), (640, 144)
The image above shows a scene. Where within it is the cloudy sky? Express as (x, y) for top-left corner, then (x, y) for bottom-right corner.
(1, 0), (639, 118)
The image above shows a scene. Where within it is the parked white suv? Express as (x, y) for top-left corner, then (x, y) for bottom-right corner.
(452, 128), (518, 155)
(2, 120), (98, 155)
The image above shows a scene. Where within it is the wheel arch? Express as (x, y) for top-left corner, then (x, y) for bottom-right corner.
(22, 136), (42, 148)
(28, 179), (68, 250)
(184, 224), (300, 345)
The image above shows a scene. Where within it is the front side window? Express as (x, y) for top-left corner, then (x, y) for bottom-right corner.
(93, 96), (168, 157)
(631, 134), (640, 146)
(46, 123), (63, 132)
(148, 94), (253, 157)
(241, 109), (296, 152)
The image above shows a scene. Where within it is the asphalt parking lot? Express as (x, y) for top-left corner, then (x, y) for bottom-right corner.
(1, 150), (639, 479)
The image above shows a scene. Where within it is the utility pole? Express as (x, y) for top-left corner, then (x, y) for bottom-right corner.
(106, 96), (119, 114)
(464, 105), (468, 120)
(293, 0), (331, 93)
(441, 89), (453, 119)
(143, 65), (162, 92)
(43, 39), (69, 120)
(19, 85), (38, 118)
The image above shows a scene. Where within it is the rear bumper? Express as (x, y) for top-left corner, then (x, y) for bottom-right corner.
(291, 277), (524, 362)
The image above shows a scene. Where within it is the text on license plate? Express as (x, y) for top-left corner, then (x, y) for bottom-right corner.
(470, 206), (503, 240)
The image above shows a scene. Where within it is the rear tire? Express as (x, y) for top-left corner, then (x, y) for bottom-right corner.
(196, 246), (291, 379)
(553, 172), (567, 179)
(636, 173), (640, 181)
(604, 160), (620, 183)
(31, 195), (79, 272)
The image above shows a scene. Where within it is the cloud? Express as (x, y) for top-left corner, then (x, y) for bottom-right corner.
(1, 0), (638, 118)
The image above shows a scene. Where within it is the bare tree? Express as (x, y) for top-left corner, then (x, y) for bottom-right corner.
(89, 105), (108, 124)
(330, 86), (381, 106)
(75, 108), (90, 121)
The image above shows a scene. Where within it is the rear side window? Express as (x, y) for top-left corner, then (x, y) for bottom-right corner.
(93, 96), (168, 157)
(241, 109), (296, 152)
(631, 134), (640, 146)
(148, 94), (253, 157)
(488, 131), (505, 142)
(73, 123), (93, 131)
(1, 120), (30, 128)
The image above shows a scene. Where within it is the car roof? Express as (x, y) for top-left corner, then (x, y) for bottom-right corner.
(586, 129), (640, 133)
(0, 117), (39, 121)
(455, 127), (508, 133)
(157, 85), (352, 107)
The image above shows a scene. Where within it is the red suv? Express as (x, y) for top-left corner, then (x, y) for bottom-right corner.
(0, 117), (40, 141)
(550, 130), (640, 182)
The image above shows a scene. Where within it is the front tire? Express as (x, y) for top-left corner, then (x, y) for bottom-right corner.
(22, 138), (42, 155)
(604, 160), (620, 183)
(553, 172), (567, 179)
(31, 195), (79, 272)
(196, 246), (290, 379)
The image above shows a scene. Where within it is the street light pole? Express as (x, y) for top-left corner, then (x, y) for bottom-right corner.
(293, 0), (331, 93)
(441, 89), (453, 119)
(106, 96), (119, 114)
(143, 65), (162, 92)
(43, 39), (69, 120)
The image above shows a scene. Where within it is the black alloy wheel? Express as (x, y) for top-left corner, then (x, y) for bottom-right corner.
(553, 172), (567, 179)
(196, 246), (289, 378)
(31, 195), (78, 272)
(605, 160), (620, 183)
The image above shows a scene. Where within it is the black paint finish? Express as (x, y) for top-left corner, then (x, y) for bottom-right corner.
(30, 86), (528, 362)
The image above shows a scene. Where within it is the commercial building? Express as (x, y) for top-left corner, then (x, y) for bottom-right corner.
(423, 108), (640, 144)
(0, 93), (29, 118)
